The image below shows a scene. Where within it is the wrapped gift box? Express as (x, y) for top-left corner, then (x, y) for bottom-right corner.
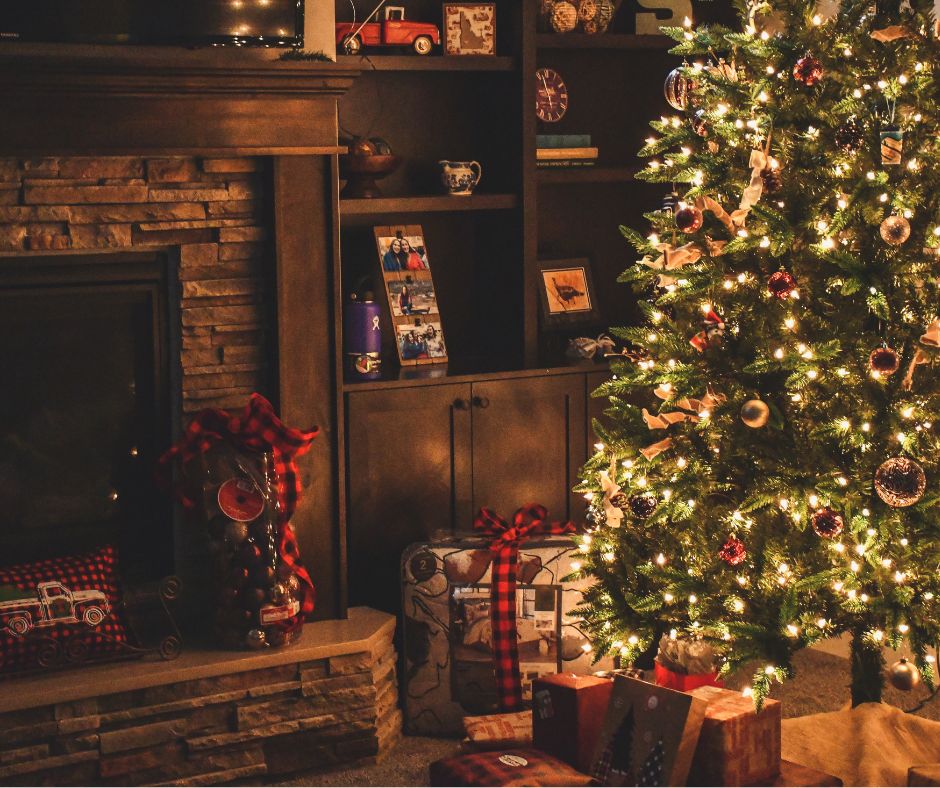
(591, 675), (709, 786)
(462, 711), (533, 751)
(401, 537), (611, 735)
(654, 659), (723, 691)
(687, 684), (782, 786)
(430, 748), (593, 787)
(532, 673), (614, 773)
(772, 760), (842, 787)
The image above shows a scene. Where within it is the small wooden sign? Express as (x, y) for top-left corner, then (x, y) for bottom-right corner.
(443, 3), (496, 55)
(374, 225), (448, 367)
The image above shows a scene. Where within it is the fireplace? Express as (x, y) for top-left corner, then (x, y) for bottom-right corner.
(0, 252), (176, 580)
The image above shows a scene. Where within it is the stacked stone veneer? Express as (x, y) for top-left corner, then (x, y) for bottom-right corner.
(0, 156), (272, 414)
(0, 625), (401, 786)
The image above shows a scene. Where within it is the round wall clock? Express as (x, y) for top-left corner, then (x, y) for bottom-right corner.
(536, 67), (568, 123)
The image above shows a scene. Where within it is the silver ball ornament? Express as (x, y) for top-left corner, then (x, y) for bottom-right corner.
(245, 628), (267, 650)
(888, 658), (921, 691)
(875, 457), (926, 508)
(740, 399), (770, 428)
(664, 68), (692, 111)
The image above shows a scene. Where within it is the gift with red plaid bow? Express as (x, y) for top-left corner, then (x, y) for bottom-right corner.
(402, 504), (613, 735)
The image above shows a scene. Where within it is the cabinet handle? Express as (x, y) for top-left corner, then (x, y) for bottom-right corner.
(473, 396), (490, 409)
(453, 398), (471, 410)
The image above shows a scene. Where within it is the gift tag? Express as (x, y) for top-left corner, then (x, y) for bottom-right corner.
(217, 478), (265, 522)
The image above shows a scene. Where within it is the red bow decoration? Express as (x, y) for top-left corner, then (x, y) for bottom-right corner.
(473, 504), (577, 710)
(157, 393), (320, 614)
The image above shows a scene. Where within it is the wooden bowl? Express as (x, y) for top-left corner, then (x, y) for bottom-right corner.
(339, 154), (402, 198)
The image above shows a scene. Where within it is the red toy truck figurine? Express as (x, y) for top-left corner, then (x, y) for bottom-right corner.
(0, 581), (110, 636)
(336, 1), (440, 55)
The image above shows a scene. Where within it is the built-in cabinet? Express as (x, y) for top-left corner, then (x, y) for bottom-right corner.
(345, 369), (592, 611)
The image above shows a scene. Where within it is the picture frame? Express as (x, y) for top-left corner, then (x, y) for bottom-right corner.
(536, 258), (601, 329)
(374, 225), (448, 367)
(443, 3), (496, 55)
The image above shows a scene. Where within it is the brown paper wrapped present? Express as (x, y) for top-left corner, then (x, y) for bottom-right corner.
(462, 711), (533, 751)
(687, 685), (781, 786)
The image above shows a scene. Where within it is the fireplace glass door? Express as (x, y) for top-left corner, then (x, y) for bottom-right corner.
(0, 253), (175, 579)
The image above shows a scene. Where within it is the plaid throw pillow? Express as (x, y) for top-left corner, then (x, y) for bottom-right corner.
(430, 748), (593, 787)
(0, 545), (128, 674)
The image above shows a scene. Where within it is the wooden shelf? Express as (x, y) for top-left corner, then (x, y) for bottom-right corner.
(537, 165), (638, 185)
(340, 193), (519, 215)
(536, 33), (673, 50)
(336, 54), (516, 71)
(343, 362), (597, 392)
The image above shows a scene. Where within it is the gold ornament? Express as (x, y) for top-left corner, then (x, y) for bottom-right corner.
(880, 215), (911, 245)
(874, 457), (926, 508)
(888, 658), (921, 691)
(740, 399), (770, 428)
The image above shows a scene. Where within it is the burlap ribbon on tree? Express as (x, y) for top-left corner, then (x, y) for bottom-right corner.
(157, 393), (320, 614)
(473, 504), (577, 710)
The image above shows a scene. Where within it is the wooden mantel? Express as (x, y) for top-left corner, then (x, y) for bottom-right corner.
(0, 44), (359, 619)
(0, 44), (358, 156)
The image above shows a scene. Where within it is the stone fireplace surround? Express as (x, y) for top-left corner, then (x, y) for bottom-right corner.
(0, 48), (404, 785)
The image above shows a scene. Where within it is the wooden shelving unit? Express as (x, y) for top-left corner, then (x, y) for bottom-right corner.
(330, 1), (690, 614)
(535, 33), (673, 49)
(340, 193), (519, 215)
(335, 54), (516, 71)
(536, 164), (639, 185)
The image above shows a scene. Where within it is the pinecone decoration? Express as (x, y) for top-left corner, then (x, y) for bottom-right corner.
(761, 167), (782, 194)
(835, 116), (865, 151)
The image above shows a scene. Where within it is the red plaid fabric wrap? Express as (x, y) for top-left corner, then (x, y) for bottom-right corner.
(157, 393), (320, 614)
(473, 504), (577, 711)
(0, 545), (127, 674)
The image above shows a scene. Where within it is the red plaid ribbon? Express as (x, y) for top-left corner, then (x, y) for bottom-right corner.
(157, 393), (320, 614)
(473, 504), (577, 711)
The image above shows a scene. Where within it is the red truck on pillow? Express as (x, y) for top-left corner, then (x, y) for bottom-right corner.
(336, 2), (440, 56)
(0, 581), (110, 636)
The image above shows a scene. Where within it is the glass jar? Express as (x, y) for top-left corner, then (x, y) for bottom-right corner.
(198, 443), (304, 650)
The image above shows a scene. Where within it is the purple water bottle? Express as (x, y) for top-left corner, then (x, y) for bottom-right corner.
(344, 295), (382, 380)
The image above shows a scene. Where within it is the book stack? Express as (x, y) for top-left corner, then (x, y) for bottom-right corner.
(536, 134), (598, 169)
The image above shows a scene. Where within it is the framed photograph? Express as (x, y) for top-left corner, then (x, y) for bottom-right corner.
(396, 319), (448, 361)
(374, 225), (448, 367)
(537, 258), (601, 329)
(387, 274), (439, 317)
(443, 3), (496, 55)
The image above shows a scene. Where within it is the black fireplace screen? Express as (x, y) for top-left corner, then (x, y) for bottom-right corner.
(0, 253), (175, 580)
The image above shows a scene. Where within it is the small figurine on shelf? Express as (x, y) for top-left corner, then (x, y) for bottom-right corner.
(336, 1), (441, 56)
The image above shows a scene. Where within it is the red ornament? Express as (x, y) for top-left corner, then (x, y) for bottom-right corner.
(675, 205), (704, 233)
(811, 507), (844, 539)
(869, 346), (900, 376)
(793, 54), (823, 86)
(767, 271), (797, 299)
(718, 536), (747, 566)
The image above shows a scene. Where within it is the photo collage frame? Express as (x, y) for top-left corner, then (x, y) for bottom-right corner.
(374, 224), (448, 367)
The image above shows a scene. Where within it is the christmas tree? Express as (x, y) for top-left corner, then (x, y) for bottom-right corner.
(576, 0), (940, 707)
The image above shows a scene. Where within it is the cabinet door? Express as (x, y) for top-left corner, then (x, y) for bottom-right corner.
(346, 383), (472, 611)
(470, 375), (587, 522)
